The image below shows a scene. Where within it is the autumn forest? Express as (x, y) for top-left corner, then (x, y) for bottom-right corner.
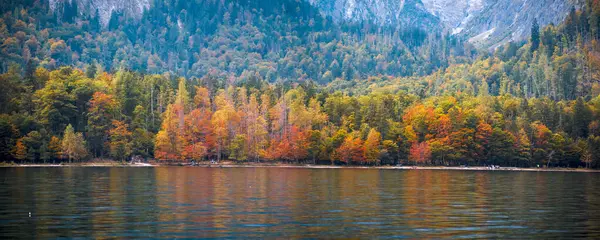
(2, 0), (600, 168)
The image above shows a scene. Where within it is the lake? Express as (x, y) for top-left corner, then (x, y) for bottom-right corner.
(1, 167), (599, 238)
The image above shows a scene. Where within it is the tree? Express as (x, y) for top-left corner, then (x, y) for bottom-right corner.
(488, 128), (516, 166)
(109, 120), (132, 162)
(0, 116), (18, 160)
(0, 67), (25, 114)
(211, 90), (239, 161)
(578, 139), (593, 168)
(531, 121), (553, 166)
(132, 128), (154, 158)
(12, 138), (27, 161)
(176, 78), (191, 111)
(409, 141), (431, 165)
(184, 88), (215, 160)
(307, 129), (324, 164)
(61, 124), (88, 162)
(286, 126), (310, 162)
(228, 134), (247, 161)
(154, 104), (185, 161)
(265, 126), (309, 163)
(113, 70), (141, 117)
(531, 18), (540, 52)
(363, 128), (382, 165)
(245, 94), (268, 161)
(34, 68), (77, 134)
(44, 136), (62, 163)
(381, 140), (399, 165)
(86, 63), (97, 79)
(183, 141), (207, 161)
(475, 121), (493, 165)
(22, 131), (43, 161)
(429, 138), (452, 165)
(87, 92), (118, 157)
(131, 105), (154, 158)
(335, 135), (365, 164)
(588, 135), (600, 168)
(515, 128), (532, 167)
(573, 97), (592, 137)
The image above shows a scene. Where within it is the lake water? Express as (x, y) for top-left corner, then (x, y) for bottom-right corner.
(1, 167), (599, 238)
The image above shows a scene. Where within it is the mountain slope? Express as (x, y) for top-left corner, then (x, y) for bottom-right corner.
(308, 0), (582, 47)
(45, 0), (582, 48)
(307, 0), (441, 30)
(456, 0), (582, 48)
(49, 0), (149, 26)
(1, 0), (469, 82)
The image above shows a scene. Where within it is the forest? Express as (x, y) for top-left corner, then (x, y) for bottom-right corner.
(1, 0), (600, 168)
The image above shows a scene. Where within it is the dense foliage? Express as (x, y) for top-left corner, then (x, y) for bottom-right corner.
(0, 1), (600, 168)
(0, 0), (472, 84)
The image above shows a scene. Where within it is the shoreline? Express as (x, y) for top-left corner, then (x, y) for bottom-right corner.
(2, 162), (599, 172)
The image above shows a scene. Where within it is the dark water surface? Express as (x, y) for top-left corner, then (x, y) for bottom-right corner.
(1, 167), (599, 238)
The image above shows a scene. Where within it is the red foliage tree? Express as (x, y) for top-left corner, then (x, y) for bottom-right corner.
(409, 141), (431, 165)
(335, 135), (365, 164)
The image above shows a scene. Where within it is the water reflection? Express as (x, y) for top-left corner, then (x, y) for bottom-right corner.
(0, 167), (599, 238)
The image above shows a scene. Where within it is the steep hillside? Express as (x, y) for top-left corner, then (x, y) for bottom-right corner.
(0, 0), (470, 83)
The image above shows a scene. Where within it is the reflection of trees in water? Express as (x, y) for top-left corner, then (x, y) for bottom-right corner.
(3, 168), (600, 238)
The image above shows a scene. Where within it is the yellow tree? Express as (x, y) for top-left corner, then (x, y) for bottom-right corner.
(211, 90), (239, 161)
(61, 124), (88, 163)
(363, 128), (382, 165)
(47, 136), (62, 162)
(286, 89), (327, 130)
(307, 98), (328, 128)
(87, 91), (118, 157)
(176, 78), (191, 111)
(154, 104), (185, 161)
(108, 120), (132, 162)
(246, 94), (268, 161)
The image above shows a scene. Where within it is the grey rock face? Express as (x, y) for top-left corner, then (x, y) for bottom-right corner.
(421, 0), (483, 32)
(309, 0), (581, 47)
(49, 0), (149, 26)
(307, 0), (441, 30)
(456, 0), (581, 48)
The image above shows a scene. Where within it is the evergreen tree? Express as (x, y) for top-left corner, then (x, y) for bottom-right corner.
(531, 18), (540, 52)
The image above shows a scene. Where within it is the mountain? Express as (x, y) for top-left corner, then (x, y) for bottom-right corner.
(1, 0), (600, 168)
(450, 0), (583, 48)
(421, 0), (484, 33)
(45, 0), (581, 48)
(1, 0), (469, 82)
(309, 0), (582, 47)
(307, 0), (441, 30)
(49, 0), (149, 26)
(0, 0), (582, 81)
